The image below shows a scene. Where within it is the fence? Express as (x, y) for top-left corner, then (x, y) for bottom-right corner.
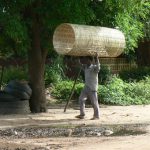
(100, 57), (137, 74)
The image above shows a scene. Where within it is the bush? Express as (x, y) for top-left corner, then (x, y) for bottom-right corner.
(98, 76), (129, 105)
(45, 56), (66, 86)
(99, 64), (112, 84)
(119, 67), (150, 82)
(51, 80), (84, 101)
(98, 76), (150, 105)
(125, 77), (150, 105)
(51, 76), (150, 106)
(45, 65), (63, 86)
(1, 66), (28, 86)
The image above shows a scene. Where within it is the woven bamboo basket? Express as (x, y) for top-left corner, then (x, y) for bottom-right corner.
(53, 23), (126, 57)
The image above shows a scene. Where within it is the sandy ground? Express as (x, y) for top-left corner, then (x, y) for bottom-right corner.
(0, 105), (150, 149)
(0, 135), (150, 150)
(1, 105), (150, 128)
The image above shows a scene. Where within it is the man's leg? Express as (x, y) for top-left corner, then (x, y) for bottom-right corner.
(88, 91), (100, 119)
(76, 88), (87, 119)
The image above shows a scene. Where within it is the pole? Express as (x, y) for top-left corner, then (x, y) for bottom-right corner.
(64, 67), (82, 112)
(0, 65), (4, 90)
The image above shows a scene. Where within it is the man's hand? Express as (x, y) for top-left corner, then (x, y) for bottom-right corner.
(94, 52), (100, 65)
(93, 51), (99, 58)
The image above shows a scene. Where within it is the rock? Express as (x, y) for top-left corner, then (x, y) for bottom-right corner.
(68, 129), (73, 137)
(104, 130), (114, 136)
(96, 132), (102, 136)
(14, 131), (18, 135)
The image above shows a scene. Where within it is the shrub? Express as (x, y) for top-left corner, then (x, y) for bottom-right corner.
(98, 76), (150, 105)
(45, 56), (66, 86)
(125, 77), (150, 105)
(99, 64), (112, 84)
(119, 67), (150, 82)
(51, 76), (150, 106)
(1, 66), (28, 86)
(98, 76), (129, 105)
(45, 65), (63, 86)
(51, 80), (84, 102)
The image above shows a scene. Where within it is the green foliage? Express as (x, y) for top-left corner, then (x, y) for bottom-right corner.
(115, 13), (143, 54)
(1, 66), (28, 86)
(98, 76), (129, 105)
(51, 76), (150, 105)
(144, 20), (150, 40)
(1, 0), (150, 110)
(99, 65), (112, 84)
(91, 0), (150, 57)
(119, 67), (150, 82)
(98, 76), (150, 105)
(0, 9), (30, 58)
(124, 78), (150, 105)
(56, 0), (95, 24)
(51, 80), (84, 101)
(44, 56), (66, 86)
(0, 0), (95, 58)
(1, 0), (150, 58)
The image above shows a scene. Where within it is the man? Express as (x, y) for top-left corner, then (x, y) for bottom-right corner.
(76, 53), (100, 120)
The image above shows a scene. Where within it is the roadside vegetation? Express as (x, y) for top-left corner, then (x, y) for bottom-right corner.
(1, 57), (150, 106)
(1, 53), (150, 106)
(50, 75), (150, 106)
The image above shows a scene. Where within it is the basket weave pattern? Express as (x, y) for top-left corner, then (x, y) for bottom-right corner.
(53, 23), (126, 57)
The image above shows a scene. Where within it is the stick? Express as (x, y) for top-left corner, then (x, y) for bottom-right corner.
(0, 65), (4, 90)
(64, 67), (82, 112)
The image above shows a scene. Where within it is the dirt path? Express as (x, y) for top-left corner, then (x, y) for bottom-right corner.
(0, 105), (150, 128)
(0, 105), (150, 150)
(0, 134), (150, 150)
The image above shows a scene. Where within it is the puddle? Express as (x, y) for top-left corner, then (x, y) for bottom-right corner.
(112, 129), (147, 136)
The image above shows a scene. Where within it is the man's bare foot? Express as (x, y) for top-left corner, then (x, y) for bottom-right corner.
(90, 116), (99, 120)
(75, 115), (85, 119)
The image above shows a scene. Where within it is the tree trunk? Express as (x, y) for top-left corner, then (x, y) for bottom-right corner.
(28, 11), (48, 113)
(137, 40), (150, 66)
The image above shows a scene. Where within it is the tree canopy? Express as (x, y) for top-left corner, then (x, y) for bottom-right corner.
(0, 0), (94, 58)
(0, 0), (149, 58)
(91, 0), (150, 54)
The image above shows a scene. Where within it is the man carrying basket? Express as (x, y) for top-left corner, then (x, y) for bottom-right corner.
(76, 52), (100, 120)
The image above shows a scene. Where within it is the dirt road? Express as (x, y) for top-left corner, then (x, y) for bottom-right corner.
(0, 105), (150, 150)
(0, 134), (150, 150)
(1, 105), (150, 128)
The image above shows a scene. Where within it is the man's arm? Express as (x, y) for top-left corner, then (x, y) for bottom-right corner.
(93, 52), (100, 72)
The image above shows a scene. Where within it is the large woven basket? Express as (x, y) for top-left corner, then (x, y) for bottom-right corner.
(53, 23), (126, 57)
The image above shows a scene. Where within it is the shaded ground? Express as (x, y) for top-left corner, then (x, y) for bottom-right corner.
(0, 105), (150, 149)
(1, 105), (150, 128)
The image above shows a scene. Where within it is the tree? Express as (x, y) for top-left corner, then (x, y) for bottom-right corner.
(0, 0), (94, 112)
(90, 0), (150, 56)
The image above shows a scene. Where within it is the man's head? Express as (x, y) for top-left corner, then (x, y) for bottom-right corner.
(86, 56), (93, 65)
(79, 56), (92, 66)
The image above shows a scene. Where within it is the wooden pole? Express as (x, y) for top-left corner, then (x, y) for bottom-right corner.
(0, 65), (4, 90)
(64, 67), (81, 112)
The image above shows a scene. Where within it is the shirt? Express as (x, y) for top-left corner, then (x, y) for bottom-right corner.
(83, 62), (100, 91)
